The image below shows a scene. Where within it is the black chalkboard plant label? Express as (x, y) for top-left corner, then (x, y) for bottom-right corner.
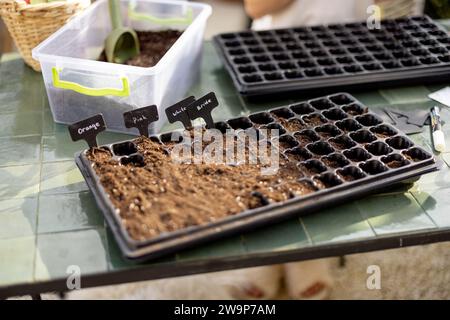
(68, 114), (106, 148)
(165, 96), (196, 129)
(186, 92), (219, 129)
(124, 105), (159, 137)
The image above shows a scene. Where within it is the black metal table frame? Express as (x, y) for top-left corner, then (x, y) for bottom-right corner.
(1, 228), (449, 299)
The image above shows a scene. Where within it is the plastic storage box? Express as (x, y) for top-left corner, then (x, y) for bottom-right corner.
(32, 0), (211, 134)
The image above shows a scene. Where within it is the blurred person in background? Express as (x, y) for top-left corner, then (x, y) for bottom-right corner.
(244, 0), (427, 30)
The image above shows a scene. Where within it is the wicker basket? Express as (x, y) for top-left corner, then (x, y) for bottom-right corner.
(0, 0), (90, 71)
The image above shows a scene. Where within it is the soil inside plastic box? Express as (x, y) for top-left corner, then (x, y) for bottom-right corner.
(86, 137), (317, 242)
(99, 30), (182, 67)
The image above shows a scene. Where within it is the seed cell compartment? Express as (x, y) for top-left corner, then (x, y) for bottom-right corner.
(75, 93), (437, 261)
(213, 16), (450, 97)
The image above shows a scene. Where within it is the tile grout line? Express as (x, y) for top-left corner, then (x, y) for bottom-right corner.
(440, 154), (450, 168)
(298, 217), (314, 246)
(239, 234), (248, 253)
(0, 108), (43, 116)
(354, 201), (378, 237)
(103, 221), (113, 271)
(32, 94), (48, 271)
(37, 226), (104, 237)
(0, 189), (87, 201)
(31, 114), (46, 282)
(0, 158), (83, 169)
(0, 225), (101, 241)
(0, 133), (42, 140)
(409, 191), (439, 229)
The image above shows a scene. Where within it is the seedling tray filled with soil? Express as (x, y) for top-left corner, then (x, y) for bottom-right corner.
(213, 16), (450, 97)
(75, 93), (437, 261)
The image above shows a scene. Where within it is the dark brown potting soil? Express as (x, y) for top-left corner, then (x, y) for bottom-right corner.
(317, 131), (333, 139)
(338, 172), (356, 181)
(86, 136), (317, 241)
(303, 114), (325, 126)
(294, 133), (315, 146)
(99, 30), (182, 67)
(270, 115), (305, 133)
(284, 150), (309, 162)
(283, 118), (305, 132)
(385, 160), (404, 168)
(373, 132), (390, 139)
(346, 110), (360, 116)
(329, 140), (346, 150)
(321, 158), (340, 168)
(278, 140), (294, 150)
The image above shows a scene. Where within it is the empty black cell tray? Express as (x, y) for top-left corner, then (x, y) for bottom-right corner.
(213, 15), (450, 97)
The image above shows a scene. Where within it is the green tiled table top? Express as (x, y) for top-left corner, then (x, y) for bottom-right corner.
(1, 40), (450, 297)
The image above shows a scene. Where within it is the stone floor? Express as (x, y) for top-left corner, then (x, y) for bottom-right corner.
(13, 241), (447, 300)
(330, 242), (450, 299)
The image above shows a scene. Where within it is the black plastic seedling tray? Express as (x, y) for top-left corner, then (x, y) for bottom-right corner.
(213, 16), (450, 97)
(75, 93), (437, 261)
